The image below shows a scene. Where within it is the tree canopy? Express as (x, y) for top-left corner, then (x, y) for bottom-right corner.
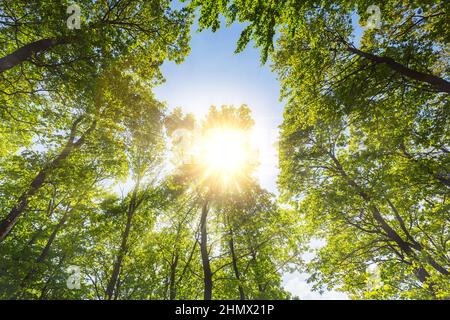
(0, 0), (448, 300)
(191, 0), (449, 299)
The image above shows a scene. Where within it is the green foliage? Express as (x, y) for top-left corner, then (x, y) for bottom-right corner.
(1, 0), (448, 300)
(192, 0), (450, 299)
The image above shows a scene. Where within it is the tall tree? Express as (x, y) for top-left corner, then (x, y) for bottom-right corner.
(166, 105), (296, 300)
(104, 71), (167, 300)
(0, 0), (192, 242)
(192, 0), (450, 299)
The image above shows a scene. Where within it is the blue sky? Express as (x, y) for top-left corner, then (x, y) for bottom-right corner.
(154, 12), (363, 193)
(154, 21), (283, 194)
(153, 18), (355, 299)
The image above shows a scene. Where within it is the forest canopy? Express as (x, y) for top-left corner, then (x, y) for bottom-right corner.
(0, 0), (448, 300)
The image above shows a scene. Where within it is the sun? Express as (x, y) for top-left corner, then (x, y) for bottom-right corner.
(199, 128), (249, 176)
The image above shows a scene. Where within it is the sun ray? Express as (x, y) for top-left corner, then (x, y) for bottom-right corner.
(192, 126), (256, 191)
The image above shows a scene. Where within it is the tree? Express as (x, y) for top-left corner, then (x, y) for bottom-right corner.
(104, 72), (167, 300)
(192, 0), (450, 298)
(2, 0), (447, 301)
(0, 0), (193, 242)
(215, 183), (300, 299)
(192, 0), (449, 92)
(166, 105), (296, 300)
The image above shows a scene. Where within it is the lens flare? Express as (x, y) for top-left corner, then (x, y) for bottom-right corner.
(200, 128), (248, 175)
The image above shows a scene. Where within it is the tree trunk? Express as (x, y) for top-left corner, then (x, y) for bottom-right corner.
(0, 116), (95, 243)
(176, 238), (198, 292)
(22, 208), (71, 284)
(105, 181), (140, 300)
(200, 198), (213, 300)
(228, 228), (246, 300)
(169, 253), (179, 300)
(399, 143), (450, 188)
(436, 172), (450, 187)
(0, 38), (67, 73)
(327, 151), (442, 294)
(10, 207), (71, 299)
(13, 189), (90, 299)
(38, 210), (70, 263)
(38, 255), (66, 300)
(250, 250), (265, 296)
(346, 46), (450, 94)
